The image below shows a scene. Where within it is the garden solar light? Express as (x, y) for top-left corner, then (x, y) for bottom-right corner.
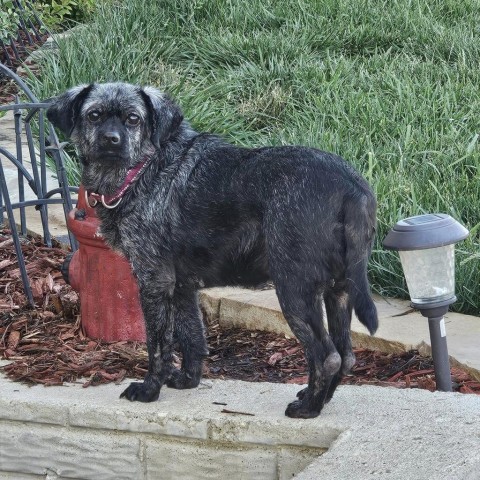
(383, 213), (469, 392)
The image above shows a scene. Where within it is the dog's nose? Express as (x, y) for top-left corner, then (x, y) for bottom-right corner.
(104, 131), (121, 145)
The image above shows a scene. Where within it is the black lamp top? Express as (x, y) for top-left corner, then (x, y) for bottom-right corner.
(383, 213), (469, 251)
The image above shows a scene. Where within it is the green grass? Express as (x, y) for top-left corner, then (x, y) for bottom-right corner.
(27, 0), (480, 315)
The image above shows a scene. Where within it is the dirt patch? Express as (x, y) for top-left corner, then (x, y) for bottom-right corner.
(1, 229), (479, 394)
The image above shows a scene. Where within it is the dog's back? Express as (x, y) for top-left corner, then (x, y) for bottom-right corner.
(175, 142), (377, 329)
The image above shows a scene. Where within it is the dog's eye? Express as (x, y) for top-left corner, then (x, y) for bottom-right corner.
(126, 113), (140, 126)
(87, 111), (101, 123)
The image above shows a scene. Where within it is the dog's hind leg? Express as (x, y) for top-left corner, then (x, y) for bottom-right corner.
(323, 286), (355, 403)
(167, 289), (209, 389)
(275, 282), (341, 418)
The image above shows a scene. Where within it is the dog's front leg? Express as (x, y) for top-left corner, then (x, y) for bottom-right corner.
(167, 287), (209, 390)
(120, 285), (175, 403)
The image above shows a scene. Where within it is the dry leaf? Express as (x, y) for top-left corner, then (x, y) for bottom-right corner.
(0, 259), (15, 270)
(7, 331), (21, 350)
(285, 376), (308, 384)
(267, 352), (283, 366)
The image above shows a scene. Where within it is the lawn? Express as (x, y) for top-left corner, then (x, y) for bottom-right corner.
(28, 0), (480, 314)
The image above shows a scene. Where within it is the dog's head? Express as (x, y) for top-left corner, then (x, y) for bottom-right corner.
(47, 82), (184, 169)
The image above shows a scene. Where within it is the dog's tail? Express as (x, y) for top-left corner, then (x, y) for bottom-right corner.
(344, 192), (378, 335)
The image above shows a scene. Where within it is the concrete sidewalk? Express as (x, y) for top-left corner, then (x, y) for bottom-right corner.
(0, 109), (72, 239)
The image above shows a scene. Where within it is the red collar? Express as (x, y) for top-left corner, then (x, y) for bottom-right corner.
(86, 157), (151, 209)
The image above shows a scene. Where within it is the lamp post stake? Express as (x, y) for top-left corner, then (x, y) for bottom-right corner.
(416, 303), (453, 392)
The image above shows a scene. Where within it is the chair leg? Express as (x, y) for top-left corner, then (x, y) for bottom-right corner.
(0, 162), (34, 306)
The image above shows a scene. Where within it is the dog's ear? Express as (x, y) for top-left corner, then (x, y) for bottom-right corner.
(46, 84), (94, 136)
(141, 87), (184, 148)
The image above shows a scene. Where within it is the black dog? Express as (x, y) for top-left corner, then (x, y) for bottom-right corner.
(47, 82), (378, 418)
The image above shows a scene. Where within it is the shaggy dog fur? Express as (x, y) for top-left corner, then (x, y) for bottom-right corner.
(47, 82), (378, 418)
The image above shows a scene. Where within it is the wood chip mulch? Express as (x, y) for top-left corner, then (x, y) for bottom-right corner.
(1, 229), (479, 394)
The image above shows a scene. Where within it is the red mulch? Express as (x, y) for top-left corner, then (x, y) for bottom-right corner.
(1, 229), (479, 394)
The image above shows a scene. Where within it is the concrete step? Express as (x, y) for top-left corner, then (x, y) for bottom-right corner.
(0, 372), (479, 480)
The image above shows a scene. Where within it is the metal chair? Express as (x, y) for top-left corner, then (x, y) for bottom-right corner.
(0, 62), (78, 306)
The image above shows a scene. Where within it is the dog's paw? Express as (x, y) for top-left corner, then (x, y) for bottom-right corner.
(285, 399), (321, 419)
(296, 386), (308, 400)
(120, 381), (160, 402)
(166, 369), (201, 389)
